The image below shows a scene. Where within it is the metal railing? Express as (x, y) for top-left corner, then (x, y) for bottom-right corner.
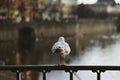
(0, 65), (120, 80)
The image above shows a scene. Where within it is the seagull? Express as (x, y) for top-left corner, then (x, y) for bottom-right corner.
(51, 36), (71, 65)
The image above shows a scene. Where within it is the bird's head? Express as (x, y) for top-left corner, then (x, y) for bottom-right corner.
(58, 36), (65, 42)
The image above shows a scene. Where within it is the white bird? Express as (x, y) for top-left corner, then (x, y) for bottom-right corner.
(51, 36), (71, 65)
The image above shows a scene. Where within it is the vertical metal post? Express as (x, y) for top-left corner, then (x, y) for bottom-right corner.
(42, 70), (46, 80)
(96, 71), (101, 80)
(16, 70), (22, 80)
(92, 70), (101, 80)
(69, 70), (73, 80)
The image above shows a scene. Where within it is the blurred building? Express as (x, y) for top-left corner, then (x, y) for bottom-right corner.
(38, 0), (77, 21)
(0, 0), (77, 22)
(87, 3), (120, 15)
(0, 0), (9, 20)
(9, 0), (39, 22)
(88, 3), (109, 13)
(107, 5), (120, 14)
(61, 0), (77, 19)
(0, 71), (16, 80)
(97, 0), (116, 6)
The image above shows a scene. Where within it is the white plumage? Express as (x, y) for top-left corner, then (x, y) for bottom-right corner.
(52, 36), (71, 65)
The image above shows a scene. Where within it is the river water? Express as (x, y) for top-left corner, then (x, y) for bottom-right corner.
(39, 33), (120, 80)
(71, 34), (120, 80)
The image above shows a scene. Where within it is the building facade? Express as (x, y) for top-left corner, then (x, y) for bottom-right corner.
(97, 0), (116, 6)
(0, 0), (77, 22)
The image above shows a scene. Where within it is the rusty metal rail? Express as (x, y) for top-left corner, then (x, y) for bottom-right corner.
(0, 65), (120, 80)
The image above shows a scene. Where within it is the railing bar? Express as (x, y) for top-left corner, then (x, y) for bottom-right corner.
(0, 65), (120, 71)
(0, 65), (119, 80)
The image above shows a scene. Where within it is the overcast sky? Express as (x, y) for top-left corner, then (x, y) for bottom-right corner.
(77, 0), (120, 4)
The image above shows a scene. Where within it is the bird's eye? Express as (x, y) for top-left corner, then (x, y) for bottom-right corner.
(58, 46), (61, 48)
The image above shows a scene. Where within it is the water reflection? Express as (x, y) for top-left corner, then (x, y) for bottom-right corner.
(72, 34), (120, 65)
(0, 33), (117, 65)
(70, 34), (120, 80)
(38, 34), (120, 80)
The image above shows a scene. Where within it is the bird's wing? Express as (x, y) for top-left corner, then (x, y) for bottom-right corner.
(64, 42), (71, 55)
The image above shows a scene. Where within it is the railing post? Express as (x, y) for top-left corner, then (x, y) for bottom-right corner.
(92, 70), (101, 80)
(92, 70), (105, 80)
(69, 70), (74, 80)
(42, 70), (46, 80)
(16, 70), (22, 80)
(96, 70), (101, 80)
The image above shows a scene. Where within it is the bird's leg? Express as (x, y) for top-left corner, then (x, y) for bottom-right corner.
(61, 55), (66, 66)
(59, 55), (61, 65)
(58, 53), (62, 66)
(58, 54), (65, 66)
(63, 55), (67, 65)
(54, 53), (61, 66)
(58, 53), (66, 66)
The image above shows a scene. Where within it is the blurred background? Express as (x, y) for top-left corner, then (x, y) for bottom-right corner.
(0, 0), (120, 80)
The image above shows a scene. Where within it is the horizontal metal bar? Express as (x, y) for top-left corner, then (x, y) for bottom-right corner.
(0, 65), (120, 71)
